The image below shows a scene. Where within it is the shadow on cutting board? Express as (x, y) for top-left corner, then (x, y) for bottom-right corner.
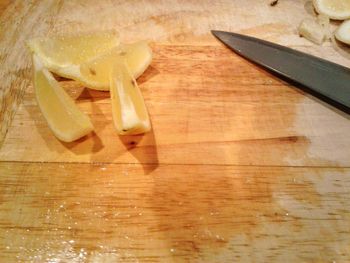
(25, 85), (106, 155)
(137, 65), (159, 85)
(59, 131), (104, 154)
(115, 63), (160, 174)
(145, 43), (346, 261)
(268, 70), (350, 118)
(60, 87), (107, 154)
(118, 127), (159, 175)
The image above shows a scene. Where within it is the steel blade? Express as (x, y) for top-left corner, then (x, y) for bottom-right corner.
(212, 30), (350, 111)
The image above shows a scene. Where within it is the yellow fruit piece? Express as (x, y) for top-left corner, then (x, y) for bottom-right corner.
(335, 20), (350, 45)
(27, 30), (120, 83)
(33, 54), (94, 142)
(80, 41), (152, 90)
(313, 0), (350, 20)
(110, 60), (151, 135)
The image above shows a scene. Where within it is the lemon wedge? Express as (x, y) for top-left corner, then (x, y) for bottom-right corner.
(335, 20), (350, 45)
(33, 54), (94, 142)
(313, 0), (350, 20)
(110, 60), (151, 135)
(27, 30), (120, 84)
(80, 41), (152, 90)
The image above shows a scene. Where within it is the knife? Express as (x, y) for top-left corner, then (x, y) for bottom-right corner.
(211, 30), (350, 113)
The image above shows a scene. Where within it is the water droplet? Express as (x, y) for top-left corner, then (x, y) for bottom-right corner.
(216, 234), (224, 241)
(69, 240), (75, 244)
(170, 248), (175, 253)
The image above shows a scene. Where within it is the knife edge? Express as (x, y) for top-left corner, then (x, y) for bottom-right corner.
(211, 30), (350, 112)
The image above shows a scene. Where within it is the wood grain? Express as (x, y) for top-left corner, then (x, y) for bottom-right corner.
(1, 162), (349, 262)
(0, 0), (10, 16)
(1, 0), (350, 143)
(0, 0), (63, 144)
(1, 0), (350, 262)
(1, 44), (349, 167)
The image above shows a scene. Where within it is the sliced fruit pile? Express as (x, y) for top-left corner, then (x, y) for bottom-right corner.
(298, 0), (350, 45)
(27, 31), (152, 142)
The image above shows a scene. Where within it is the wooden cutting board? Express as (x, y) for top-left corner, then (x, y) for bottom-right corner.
(1, 1), (350, 262)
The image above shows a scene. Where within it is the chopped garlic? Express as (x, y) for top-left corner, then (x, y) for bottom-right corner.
(298, 18), (326, 45)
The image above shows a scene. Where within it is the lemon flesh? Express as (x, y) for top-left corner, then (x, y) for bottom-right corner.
(27, 30), (120, 83)
(335, 20), (350, 45)
(110, 60), (151, 135)
(313, 0), (350, 20)
(80, 41), (152, 90)
(33, 54), (94, 142)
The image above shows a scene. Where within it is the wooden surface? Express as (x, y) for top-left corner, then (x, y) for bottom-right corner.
(1, 0), (350, 262)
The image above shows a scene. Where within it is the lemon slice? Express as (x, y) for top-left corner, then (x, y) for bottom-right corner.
(27, 30), (120, 83)
(110, 60), (151, 135)
(33, 54), (94, 142)
(335, 20), (350, 45)
(313, 0), (350, 20)
(80, 41), (152, 90)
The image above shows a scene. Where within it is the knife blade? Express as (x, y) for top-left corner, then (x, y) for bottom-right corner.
(211, 30), (350, 112)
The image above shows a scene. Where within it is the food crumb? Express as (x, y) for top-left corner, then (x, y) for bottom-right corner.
(270, 0), (279, 6)
(89, 68), (96, 75)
